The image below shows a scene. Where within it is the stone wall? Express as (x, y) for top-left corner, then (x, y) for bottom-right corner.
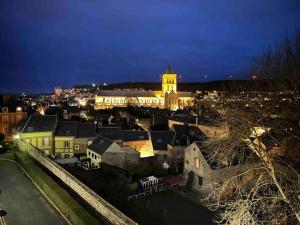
(17, 139), (138, 225)
(102, 145), (140, 169)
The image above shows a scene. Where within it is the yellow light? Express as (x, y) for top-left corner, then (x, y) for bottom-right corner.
(40, 108), (45, 115)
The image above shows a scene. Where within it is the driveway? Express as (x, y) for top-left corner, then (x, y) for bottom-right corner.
(0, 160), (67, 225)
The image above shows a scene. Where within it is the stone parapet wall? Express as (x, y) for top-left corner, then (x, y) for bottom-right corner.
(17, 139), (138, 225)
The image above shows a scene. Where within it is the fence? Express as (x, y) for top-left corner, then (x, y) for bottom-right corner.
(17, 139), (138, 225)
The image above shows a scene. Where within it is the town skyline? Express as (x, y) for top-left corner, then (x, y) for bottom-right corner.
(1, 0), (300, 93)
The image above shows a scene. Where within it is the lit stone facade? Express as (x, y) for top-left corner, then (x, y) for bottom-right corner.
(94, 67), (194, 111)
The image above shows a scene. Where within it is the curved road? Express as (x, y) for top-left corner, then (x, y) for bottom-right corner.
(0, 160), (67, 225)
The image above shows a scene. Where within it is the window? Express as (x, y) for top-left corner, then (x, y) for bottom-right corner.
(64, 141), (69, 148)
(43, 137), (49, 146)
(194, 158), (200, 169)
(88, 151), (91, 156)
(198, 176), (203, 186)
(3, 116), (8, 124)
(75, 145), (79, 150)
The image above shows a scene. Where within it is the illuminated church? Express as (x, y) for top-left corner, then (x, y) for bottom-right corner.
(94, 66), (194, 111)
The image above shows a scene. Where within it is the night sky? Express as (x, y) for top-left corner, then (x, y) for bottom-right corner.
(1, 0), (300, 93)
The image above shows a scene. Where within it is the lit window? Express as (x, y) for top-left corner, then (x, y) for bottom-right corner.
(43, 137), (49, 146)
(64, 141), (69, 148)
(194, 158), (200, 169)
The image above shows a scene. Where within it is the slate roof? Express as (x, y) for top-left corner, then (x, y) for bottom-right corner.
(97, 127), (149, 141)
(76, 123), (98, 138)
(55, 121), (78, 136)
(171, 124), (207, 146)
(150, 130), (175, 150)
(88, 136), (114, 154)
(95, 113), (113, 122)
(22, 115), (57, 133)
(66, 106), (81, 113)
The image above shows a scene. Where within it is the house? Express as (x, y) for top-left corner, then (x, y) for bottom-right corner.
(55, 121), (98, 158)
(95, 113), (114, 127)
(20, 115), (57, 156)
(184, 141), (259, 196)
(74, 123), (98, 155)
(63, 106), (81, 120)
(54, 121), (78, 158)
(87, 136), (139, 169)
(150, 130), (175, 160)
(168, 115), (228, 139)
(0, 96), (27, 141)
(167, 124), (207, 173)
(97, 127), (152, 157)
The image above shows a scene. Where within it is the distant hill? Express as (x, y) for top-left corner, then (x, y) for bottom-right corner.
(74, 79), (272, 92)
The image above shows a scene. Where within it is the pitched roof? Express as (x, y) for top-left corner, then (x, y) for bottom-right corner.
(165, 65), (175, 74)
(171, 124), (207, 146)
(55, 121), (78, 136)
(22, 115), (57, 133)
(76, 123), (98, 138)
(97, 127), (149, 141)
(150, 130), (175, 150)
(95, 113), (113, 122)
(66, 106), (81, 113)
(88, 136), (114, 154)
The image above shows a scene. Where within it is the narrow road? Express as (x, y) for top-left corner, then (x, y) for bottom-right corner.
(0, 160), (67, 225)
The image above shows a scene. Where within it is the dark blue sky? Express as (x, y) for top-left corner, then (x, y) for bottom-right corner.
(1, 0), (300, 93)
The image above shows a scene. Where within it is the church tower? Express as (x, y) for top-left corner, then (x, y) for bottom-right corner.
(162, 65), (177, 93)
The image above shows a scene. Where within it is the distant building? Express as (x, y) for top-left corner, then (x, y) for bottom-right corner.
(0, 95), (27, 141)
(94, 66), (194, 111)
